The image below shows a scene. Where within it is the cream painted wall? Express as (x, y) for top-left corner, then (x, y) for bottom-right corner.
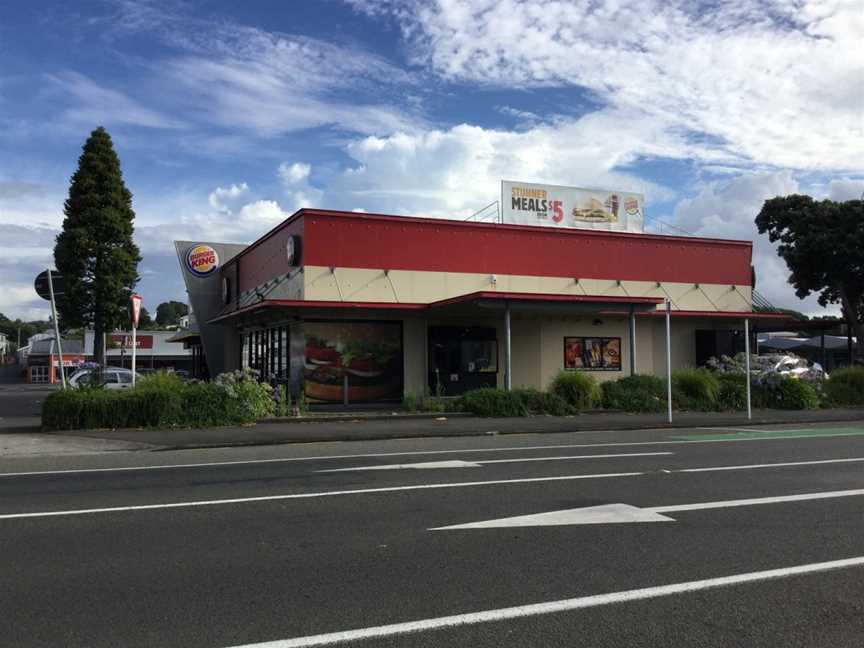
(303, 266), (752, 312)
(538, 316), (631, 387)
(402, 317), (426, 397)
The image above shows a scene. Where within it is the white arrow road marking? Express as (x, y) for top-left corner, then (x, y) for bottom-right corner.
(431, 488), (864, 530)
(317, 452), (673, 472)
(224, 556), (864, 648)
(320, 460), (485, 471)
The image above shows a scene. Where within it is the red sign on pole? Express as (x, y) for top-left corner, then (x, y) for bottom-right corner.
(130, 293), (143, 328)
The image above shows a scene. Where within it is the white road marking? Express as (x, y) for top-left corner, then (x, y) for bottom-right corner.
(679, 457), (864, 472)
(2, 428), (862, 477)
(320, 460), (485, 472)
(318, 452), (673, 473)
(434, 488), (864, 529)
(224, 556), (864, 647)
(5, 455), (864, 520)
(0, 472), (643, 520)
(432, 504), (675, 529)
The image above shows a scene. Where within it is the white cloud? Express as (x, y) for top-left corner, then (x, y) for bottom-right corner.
(278, 162), (322, 211)
(362, 0), (864, 172)
(322, 115), (680, 217)
(47, 71), (186, 130)
(208, 182), (249, 213)
(278, 162), (311, 185)
(827, 178), (864, 202)
(138, 13), (424, 137)
(670, 170), (839, 315)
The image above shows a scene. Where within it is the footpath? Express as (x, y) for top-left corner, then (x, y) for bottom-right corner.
(31, 407), (864, 451)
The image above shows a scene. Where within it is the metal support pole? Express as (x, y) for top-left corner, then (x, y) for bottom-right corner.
(628, 306), (637, 376)
(820, 329), (826, 369)
(849, 326), (854, 367)
(745, 318), (752, 420)
(131, 325), (137, 387)
(343, 373), (349, 407)
(504, 301), (512, 391)
(47, 269), (66, 389)
(665, 300), (672, 424)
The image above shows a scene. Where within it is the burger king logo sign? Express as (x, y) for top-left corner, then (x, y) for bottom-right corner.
(186, 244), (219, 277)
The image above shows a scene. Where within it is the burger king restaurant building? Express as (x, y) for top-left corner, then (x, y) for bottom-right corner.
(175, 207), (784, 404)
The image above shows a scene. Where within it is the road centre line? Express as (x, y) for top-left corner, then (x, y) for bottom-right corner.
(225, 556), (864, 648)
(477, 452), (672, 464)
(0, 472), (643, 520)
(680, 457), (864, 472)
(2, 428), (863, 478)
(5, 455), (864, 520)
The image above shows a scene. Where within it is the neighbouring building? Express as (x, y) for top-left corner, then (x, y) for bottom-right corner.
(175, 201), (790, 405)
(83, 330), (192, 373)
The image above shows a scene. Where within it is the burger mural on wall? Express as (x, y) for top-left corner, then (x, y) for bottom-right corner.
(304, 322), (402, 402)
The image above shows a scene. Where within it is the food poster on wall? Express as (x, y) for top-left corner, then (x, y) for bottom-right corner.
(304, 322), (403, 402)
(564, 337), (621, 371)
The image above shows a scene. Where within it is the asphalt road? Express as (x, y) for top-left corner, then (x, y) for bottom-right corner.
(3, 421), (864, 647)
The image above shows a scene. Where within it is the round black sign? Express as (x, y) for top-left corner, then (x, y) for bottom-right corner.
(34, 270), (65, 301)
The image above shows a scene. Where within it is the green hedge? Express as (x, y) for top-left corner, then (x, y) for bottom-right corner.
(824, 367), (864, 406)
(716, 373), (748, 411)
(672, 368), (721, 411)
(549, 371), (601, 410)
(42, 369), (275, 431)
(753, 376), (820, 410)
(460, 388), (573, 417)
(601, 375), (665, 413)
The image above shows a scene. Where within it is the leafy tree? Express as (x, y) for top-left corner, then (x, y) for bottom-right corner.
(137, 307), (154, 329)
(756, 196), (864, 362)
(0, 313), (51, 350)
(55, 127), (141, 365)
(155, 300), (188, 327)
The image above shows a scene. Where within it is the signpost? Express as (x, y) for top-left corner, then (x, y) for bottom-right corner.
(34, 270), (66, 389)
(129, 293), (142, 387)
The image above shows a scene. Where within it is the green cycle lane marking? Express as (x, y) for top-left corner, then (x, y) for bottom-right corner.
(672, 427), (864, 441)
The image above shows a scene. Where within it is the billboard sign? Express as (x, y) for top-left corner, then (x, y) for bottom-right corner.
(564, 337), (621, 371)
(501, 180), (644, 232)
(109, 334), (154, 350)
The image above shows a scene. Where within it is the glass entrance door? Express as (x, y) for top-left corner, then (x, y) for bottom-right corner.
(428, 326), (498, 396)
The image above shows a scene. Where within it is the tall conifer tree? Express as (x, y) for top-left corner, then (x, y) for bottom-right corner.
(55, 127), (141, 365)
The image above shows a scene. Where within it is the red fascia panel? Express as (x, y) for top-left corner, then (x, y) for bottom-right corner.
(430, 291), (664, 308)
(631, 310), (791, 319)
(208, 298), (426, 323)
(301, 210), (753, 286)
(221, 216), (305, 296)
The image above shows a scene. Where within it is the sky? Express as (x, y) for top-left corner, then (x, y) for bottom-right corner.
(0, 0), (862, 321)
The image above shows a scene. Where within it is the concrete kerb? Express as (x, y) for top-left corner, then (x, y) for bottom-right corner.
(31, 408), (864, 453)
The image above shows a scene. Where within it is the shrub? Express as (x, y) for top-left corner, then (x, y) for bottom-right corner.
(776, 377), (821, 409)
(136, 370), (185, 391)
(753, 376), (820, 410)
(42, 368), (276, 431)
(459, 388), (574, 417)
(401, 393), (419, 412)
(825, 367), (864, 406)
(716, 373), (748, 411)
(672, 368), (721, 411)
(549, 371), (601, 410)
(601, 375), (665, 413)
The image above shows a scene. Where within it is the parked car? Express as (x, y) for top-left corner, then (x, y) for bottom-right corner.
(68, 367), (142, 389)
